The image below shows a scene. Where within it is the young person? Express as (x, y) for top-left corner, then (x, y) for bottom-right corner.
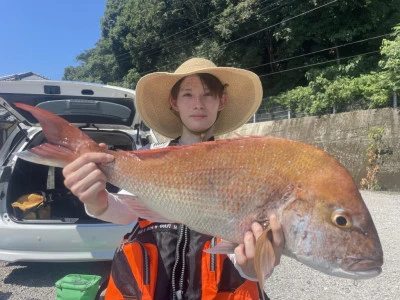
(63, 58), (284, 299)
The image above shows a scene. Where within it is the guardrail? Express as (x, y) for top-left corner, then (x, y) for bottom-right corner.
(250, 93), (398, 123)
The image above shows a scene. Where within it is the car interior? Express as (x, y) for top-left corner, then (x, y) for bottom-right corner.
(7, 129), (137, 224)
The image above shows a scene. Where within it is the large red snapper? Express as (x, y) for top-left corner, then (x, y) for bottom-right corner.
(13, 103), (383, 289)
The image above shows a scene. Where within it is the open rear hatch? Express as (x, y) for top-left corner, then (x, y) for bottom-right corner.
(0, 80), (138, 224)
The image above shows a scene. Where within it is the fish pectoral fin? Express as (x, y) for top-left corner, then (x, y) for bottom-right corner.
(204, 240), (238, 254)
(255, 227), (275, 300)
(114, 194), (174, 223)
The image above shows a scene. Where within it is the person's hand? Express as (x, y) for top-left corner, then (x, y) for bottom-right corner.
(63, 145), (114, 215)
(234, 215), (284, 279)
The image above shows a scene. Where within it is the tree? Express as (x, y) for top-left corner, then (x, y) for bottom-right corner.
(63, 0), (400, 103)
(266, 23), (400, 116)
(379, 25), (400, 95)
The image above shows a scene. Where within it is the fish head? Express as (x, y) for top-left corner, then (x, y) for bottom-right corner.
(281, 183), (383, 280)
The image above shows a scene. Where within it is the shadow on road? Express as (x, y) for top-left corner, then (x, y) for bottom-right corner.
(0, 292), (12, 300)
(3, 261), (112, 288)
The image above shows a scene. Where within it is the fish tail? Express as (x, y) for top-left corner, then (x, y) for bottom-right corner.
(14, 103), (100, 168)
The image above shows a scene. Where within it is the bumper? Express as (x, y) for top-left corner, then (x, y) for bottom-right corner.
(0, 218), (135, 262)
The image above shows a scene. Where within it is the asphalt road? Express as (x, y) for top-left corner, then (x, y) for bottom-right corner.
(0, 191), (399, 300)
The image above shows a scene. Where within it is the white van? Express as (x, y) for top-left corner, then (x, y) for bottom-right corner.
(0, 80), (156, 262)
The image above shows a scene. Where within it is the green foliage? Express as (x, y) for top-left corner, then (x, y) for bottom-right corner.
(379, 25), (400, 92)
(360, 127), (393, 191)
(62, 0), (400, 112)
(266, 26), (400, 116)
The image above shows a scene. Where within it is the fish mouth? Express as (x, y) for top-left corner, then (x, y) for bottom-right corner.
(301, 256), (382, 280)
(339, 257), (383, 279)
(331, 267), (382, 280)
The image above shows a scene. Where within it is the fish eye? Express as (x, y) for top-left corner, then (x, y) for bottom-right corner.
(336, 216), (347, 226)
(331, 210), (353, 229)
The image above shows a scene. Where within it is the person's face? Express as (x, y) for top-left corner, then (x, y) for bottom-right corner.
(170, 74), (227, 134)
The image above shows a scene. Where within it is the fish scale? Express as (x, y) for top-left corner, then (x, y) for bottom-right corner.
(101, 137), (343, 242)
(13, 102), (383, 286)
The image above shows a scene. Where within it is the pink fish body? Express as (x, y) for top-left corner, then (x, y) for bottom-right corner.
(14, 103), (383, 285)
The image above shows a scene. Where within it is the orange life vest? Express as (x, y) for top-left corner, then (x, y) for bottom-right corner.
(104, 219), (268, 300)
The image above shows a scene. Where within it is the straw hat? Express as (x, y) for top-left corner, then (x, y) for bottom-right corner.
(135, 57), (263, 138)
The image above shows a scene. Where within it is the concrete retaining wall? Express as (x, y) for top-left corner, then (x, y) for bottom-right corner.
(217, 108), (400, 191)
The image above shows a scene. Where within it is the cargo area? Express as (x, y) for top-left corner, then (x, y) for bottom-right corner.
(6, 129), (136, 223)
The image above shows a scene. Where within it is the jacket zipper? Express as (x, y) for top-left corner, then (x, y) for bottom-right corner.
(210, 237), (216, 272)
(172, 224), (186, 300)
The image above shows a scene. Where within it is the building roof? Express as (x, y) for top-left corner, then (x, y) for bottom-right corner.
(0, 72), (49, 81)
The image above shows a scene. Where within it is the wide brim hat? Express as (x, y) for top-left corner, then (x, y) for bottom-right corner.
(135, 57), (263, 138)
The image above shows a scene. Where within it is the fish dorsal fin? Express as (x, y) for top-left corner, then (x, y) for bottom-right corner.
(133, 137), (267, 160)
(133, 146), (183, 160)
(255, 227), (275, 300)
